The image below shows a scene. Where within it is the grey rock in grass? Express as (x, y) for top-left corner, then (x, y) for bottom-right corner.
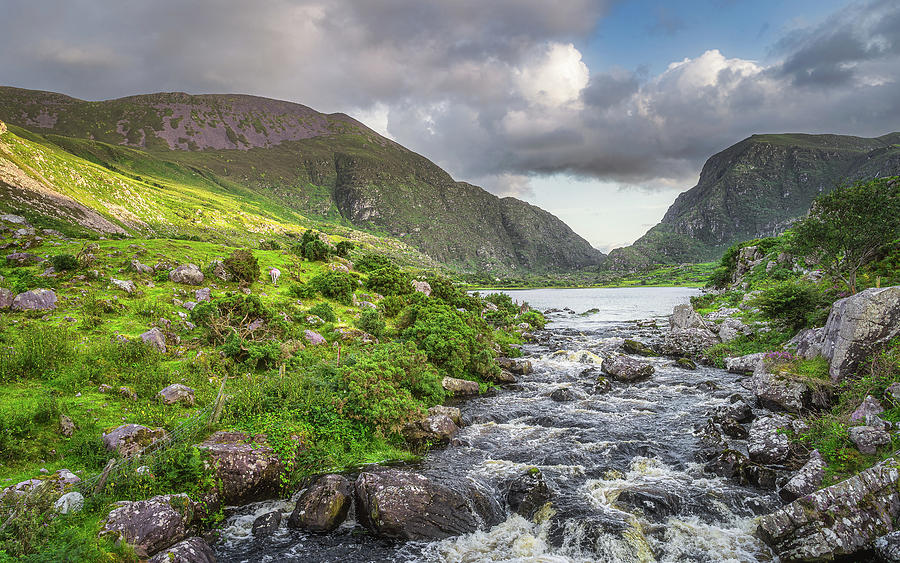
(11, 288), (57, 311)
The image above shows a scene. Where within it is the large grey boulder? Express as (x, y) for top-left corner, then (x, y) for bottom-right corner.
(411, 280), (432, 296)
(669, 304), (706, 329)
(54, 491), (85, 514)
(849, 425), (891, 455)
(354, 470), (481, 540)
(0, 288), (14, 309)
(822, 286), (900, 382)
(780, 450), (826, 502)
(757, 459), (900, 561)
(129, 259), (153, 275)
(748, 415), (792, 465)
(288, 474), (353, 533)
(103, 424), (168, 457)
(784, 327), (825, 360)
(750, 362), (828, 413)
(141, 327), (167, 353)
(662, 327), (718, 357)
(5, 252), (41, 266)
(158, 383), (195, 406)
(718, 318), (751, 342)
(147, 537), (216, 563)
(497, 357), (533, 375)
(506, 469), (552, 519)
(428, 405), (462, 426)
(876, 531), (900, 563)
(852, 395), (886, 423)
(196, 431), (295, 505)
(402, 414), (458, 448)
(111, 278), (137, 295)
(601, 355), (654, 382)
(169, 264), (205, 285)
(11, 288), (57, 311)
(732, 245), (764, 283)
(442, 376), (479, 396)
(725, 352), (765, 375)
(101, 494), (197, 557)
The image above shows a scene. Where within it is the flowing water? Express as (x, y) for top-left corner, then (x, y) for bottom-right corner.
(215, 287), (780, 562)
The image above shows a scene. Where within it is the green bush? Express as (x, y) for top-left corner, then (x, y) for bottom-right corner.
(753, 280), (828, 332)
(334, 240), (354, 258)
(288, 282), (318, 299)
(221, 332), (281, 369)
(308, 302), (337, 323)
(354, 253), (392, 273)
(50, 254), (79, 272)
(191, 294), (273, 344)
(259, 239), (281, 250)
(365, 265), (413, 296)
(309, 271), (357, 304)
(303, 239), (331, 262)
(356, 308), (386, 338)
(519, 310), (546, 330)
(379, 295), (404, 318)
(223, 249), (260, 284)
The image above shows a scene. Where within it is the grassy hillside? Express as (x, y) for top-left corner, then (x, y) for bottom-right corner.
(0, 87), (605, 272)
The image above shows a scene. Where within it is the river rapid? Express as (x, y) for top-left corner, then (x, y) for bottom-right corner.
(215, 287), (780, 562)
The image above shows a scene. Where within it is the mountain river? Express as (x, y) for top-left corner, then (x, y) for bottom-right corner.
(214, 287), (779, 562)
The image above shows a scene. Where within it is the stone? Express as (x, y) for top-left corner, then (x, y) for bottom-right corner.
(129, 259), (153, 275)
(601, 355), (654, 382)
(506, 469), (552, 519)
(784, 327), (825, 360)
(209, 260), (232, 282)
(5, 252), (40, 266)
(670, 303), (706, 330)
(732, 246), (764, 283)
(622, 339), (655, 356)
(159, 384), (195, 406)
(0, 288), (14, 309)
(550, 388), (577, 402)
(354, 470), (481, 540)
(288, 474), (353, 533)
(725, 352), (765, 375)
(675, 357), (697, 370)
(757, 459), (900, 561)
(876, 531), (900, 563)
(852, 395), (886, 423)
(60, 414), (76, 437)
(119, 386), (137, 401)
(704, 449), (776, 489)
(54, 491), (85, 514)
(183, 301), (197, 311)
(251, 510), (282, 537)
(169, 264), (205, 285)
(822, 286), (900, 382)
(411, 280), (432, 296)
(111, 278), (137, 295)
(616, 486), (682, 518)
(887, 382), (900, 403)
(442, 376), (479, 395)
(402, 414), (458, 448)
(750, 362), (819, 414)
(194, 288), (211, 302)
(147, 537), (216, 563)
(428, 405), (462, 426)
(11, 288), (57, 311)
(718, 395), (753, 423)
(662, 327), (718, 357)
(487, 369), (517, 384)
(304, 330), (326, 346)
(849, 425), (891, 455)
(748, 415), (792, 465)
(497, 357), (533, 375)
(718, 318), (751, 342)
(103, 424), (168, 457)
(141, 327), (167, 353)
(100, 494), (197, 557)
(0, 213), (27, 224)
(780, 450), (826, 502)
(196, 431), (296, 505)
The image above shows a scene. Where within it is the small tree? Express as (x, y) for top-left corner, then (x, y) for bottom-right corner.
(223, 249), (260, 284)
(792, 177), (900, 293)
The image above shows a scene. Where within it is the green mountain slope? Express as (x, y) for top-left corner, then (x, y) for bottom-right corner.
(0, 86), (604, 272)
(605, 132), (900, 270)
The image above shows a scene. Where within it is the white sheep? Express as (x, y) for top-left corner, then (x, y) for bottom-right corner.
(269, 267), (281, 286)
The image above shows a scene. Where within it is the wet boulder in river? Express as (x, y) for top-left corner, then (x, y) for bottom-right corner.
(622, 339), (655, 356)
(251, 511), (282, 537)
(506, 468), (552, 519)
(669, 303), (706, 329)
(601, 354), (654, 382)
(748, 415), (792, 465)
(354, 469), (481, 540)
(402, 414), (458, 449)
(147, 537), (216, 563)
(779, 450), (825, 502)
(288, 474), (353, 533)
(497, 357), (533, 375)
(442, 376), (479, 395)
(662, 327), (718, 357)
(757, 458), (900, 561)
(428, 405), (462, 426)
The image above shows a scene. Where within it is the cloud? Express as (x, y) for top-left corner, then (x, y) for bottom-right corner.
(1, 0), (900, 196)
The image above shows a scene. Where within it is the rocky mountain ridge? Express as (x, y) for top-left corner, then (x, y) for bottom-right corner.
(0, 86), (604, 272)
(606, 132), (900, 269)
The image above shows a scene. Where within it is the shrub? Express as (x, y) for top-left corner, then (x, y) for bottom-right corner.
(0, 324), (76, 382)
(356, 308), (386, 338)
(365, 265), (413, 296)
(379, 295), (404, 318)
(259, 239), (281, 250)
(519, 310), (546, 330)
(753, 280), (828, 332)
(223, 249), (260, 284)
(221, 332), (281, 369)
(50, 253), (79, 272)
(288, 282), (318, 299)
(303, 239), (331, 262)
(308, 302), (337, 323)
(191, 294), (273, 344)
(309, 271), (357, 304)
(354, 253), (392, 273)
(334, 240), (354, 258)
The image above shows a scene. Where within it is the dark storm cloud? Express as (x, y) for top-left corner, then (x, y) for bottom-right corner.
(2, 0), (900, 193)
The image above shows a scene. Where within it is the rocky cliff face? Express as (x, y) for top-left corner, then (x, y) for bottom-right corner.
(0, 87), (604, 272)
(606, 133), (900, 270)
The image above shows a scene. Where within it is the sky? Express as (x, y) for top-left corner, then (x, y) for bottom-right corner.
(2, 0), (900, 252)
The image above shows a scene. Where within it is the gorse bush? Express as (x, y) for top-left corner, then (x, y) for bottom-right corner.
(308, 302), (337, 323)
(519, 310), (546, 330)
(753, 280), (829, 332)
(356, 308), (386, 338)
(354, 253), (392, 273)
(293, 230), (331, 261)
(334, 240), (354, 258)
(365, 264), (413, 296)
(50, 253), (78, 272)
(309, 271), (357, 304)
(223, 248), (260, 283)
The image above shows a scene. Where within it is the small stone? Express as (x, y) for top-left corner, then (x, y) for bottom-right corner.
(110, 278), (137, 295)
(140, 327), (167, 353)
(850, 395), (885, 423)
(304, 330), (326, 345)
(54, 491), (85, 515)
(849, 425), (890, 455)
(60, 414), (76, 437)
(251, 510), (282, 537)
(158, 384), (195, 406)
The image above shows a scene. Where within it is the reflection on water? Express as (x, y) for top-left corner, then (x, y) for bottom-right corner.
(215, 288), (777, 563)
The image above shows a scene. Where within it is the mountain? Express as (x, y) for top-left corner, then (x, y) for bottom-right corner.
(0, 86), (604, 272)
(605, 132), (900, 270)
